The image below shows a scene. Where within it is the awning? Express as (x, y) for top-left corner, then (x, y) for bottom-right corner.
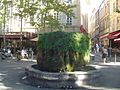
(80, 25), (88, 35)
(112, 31), (120, 37)
(100, 31), (120, 39)
(99, 33), (109, 39)
(108, 31), (120, 39)
(114, 38), (120, 42)
(107, 34), (117, 39)
(30, 37), (38, 41)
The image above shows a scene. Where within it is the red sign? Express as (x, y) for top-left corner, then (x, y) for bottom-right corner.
(80, 25), (88, 35)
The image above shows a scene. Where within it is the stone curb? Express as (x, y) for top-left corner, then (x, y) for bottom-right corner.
(24, 64), (101, 89)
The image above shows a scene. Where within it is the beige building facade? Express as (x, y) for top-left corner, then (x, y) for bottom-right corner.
(90, 0), (120, 47)
(0, 0), (83, 34)
(0, 0), (91, 35)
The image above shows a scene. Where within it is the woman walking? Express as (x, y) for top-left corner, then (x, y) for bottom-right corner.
(102, 46), (108, 63)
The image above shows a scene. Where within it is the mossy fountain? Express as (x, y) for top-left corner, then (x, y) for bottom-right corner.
(24, 31), (100, 89)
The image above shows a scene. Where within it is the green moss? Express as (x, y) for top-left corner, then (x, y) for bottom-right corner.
(37, 31), (91, 72)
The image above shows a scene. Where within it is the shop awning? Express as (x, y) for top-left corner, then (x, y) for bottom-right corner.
(108, 31), (120, 39)
(100, 31), (120, 39)
(30, 37), (38, 41)
(114, 38), (120, 42)
(107, 34), (117, 39)
(112, 31), (120, 37)
(99, 33), (109, 39)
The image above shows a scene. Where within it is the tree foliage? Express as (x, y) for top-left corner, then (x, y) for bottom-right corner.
(0, 0), (12, 30)
(0, 0), (75, 31)
(13, 0), (75, 31)
(13, 0), (29, 18)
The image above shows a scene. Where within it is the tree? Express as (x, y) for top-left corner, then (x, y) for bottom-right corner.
(14, 0), (75, 32)
(0, 12), (3, 31)
(13, 0), (29, 49)
(0, 0), (12, 46)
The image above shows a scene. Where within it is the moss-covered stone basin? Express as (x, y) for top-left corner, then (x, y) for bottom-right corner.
(23, 64), (100, 89)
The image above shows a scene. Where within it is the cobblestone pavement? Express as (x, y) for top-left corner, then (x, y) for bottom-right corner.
(0, 58), (94, 90)
(0, 53), (120, 90)
(88, 52), (120, 90)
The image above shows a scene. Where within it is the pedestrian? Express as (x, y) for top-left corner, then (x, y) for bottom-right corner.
(21, 48), (28, 59)
(21, 48), (25, 59)
(96, 43), (100, 53)
(107, 46), (112, 58)
(94, 44), (97, 53)
(102, 45), (108, 63)
(7, 48), (13, 59)
(28, 48), (33, 59)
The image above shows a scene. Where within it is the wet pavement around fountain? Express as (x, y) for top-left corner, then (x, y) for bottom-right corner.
(0, 52), (120, 90)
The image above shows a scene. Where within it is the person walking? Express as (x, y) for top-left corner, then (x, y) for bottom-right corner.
(28, 48), (33, 59)
(96, 43), (100, 53)
(102, 45), (108, 63)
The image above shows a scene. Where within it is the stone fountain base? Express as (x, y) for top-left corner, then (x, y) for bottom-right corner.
(23, 64), (100, 89)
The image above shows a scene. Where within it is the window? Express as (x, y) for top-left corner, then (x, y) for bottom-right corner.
(54, 12), (59, 20)
(66, 16), (72, 25)
(116, 0), (120, 12)
(65, 0), (72, 3)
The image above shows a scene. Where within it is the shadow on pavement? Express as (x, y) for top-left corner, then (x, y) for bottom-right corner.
(87, 62), (120, 90)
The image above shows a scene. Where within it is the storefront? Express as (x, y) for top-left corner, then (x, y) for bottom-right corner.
(0, 32), (37, 49)
(107, 30), (120, 48)
(99, 33), (109, 46)
(99, 30), (120, 46)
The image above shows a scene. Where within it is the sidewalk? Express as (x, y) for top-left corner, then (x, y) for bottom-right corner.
(90, 52), (120, 64)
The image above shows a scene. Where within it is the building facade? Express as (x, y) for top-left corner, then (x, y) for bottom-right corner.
(89, 8), (97, 45)
(0, 0), (83, 34)
(0, 0), (90, 48)
(0, 0), (91, 35)
(99, 0), (110, 46)
(90, 0), (120, 47)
